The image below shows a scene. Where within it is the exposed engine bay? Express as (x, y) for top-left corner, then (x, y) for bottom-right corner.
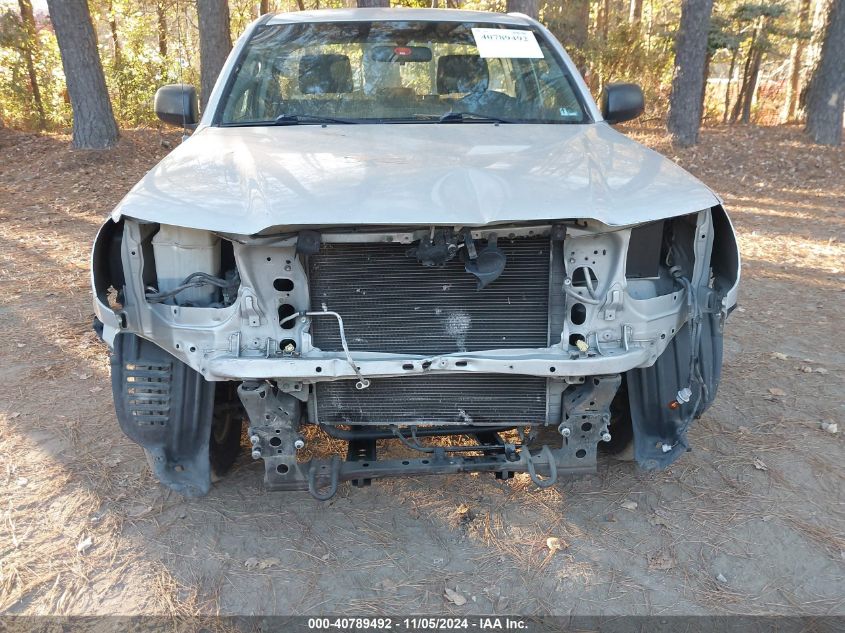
(92, 210), (739, 500)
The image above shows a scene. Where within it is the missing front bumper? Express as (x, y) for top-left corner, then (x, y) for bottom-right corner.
(239, 373), (622, 500)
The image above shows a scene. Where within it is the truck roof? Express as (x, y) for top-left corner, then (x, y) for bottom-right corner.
(265, 8), (533, 26)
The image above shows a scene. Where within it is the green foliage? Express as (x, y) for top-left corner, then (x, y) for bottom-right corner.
(709, 15), (741, 53)
(732, 2), (788, 22)
(0, 8), (69, 129)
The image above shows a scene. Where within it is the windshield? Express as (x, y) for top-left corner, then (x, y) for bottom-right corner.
(217, 20), (589, 125)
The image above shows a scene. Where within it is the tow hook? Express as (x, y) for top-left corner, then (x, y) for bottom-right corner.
(523, 444), (558, 489)
(307, 455), (341, 500)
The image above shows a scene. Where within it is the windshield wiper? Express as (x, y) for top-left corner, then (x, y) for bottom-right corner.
(438, 112), (515, 124)
(274, 113), (357, 126)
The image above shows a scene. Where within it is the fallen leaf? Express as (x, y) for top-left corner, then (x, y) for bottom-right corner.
(377, 578), (397, 592)
(648, 551), (675, 570)
(768, 388), (786, 397)
(546, 536), (567, 553)
(821, 421), (838, 435)
(244, 557), (260, 569)
(716, 573), (728, 584)
(76, 535), (93, 554)
(444, 587), (467, 606)
(16, 477), (28, 487)
(800, 365), (813, 373)
(648, 514), (671, 528)
(9, 412), (21, 419)
(89, 386), (103, 393)
(259, 557), (281, 570)
(753, 457), (768, 471)
(770, 352), (788, 360)
(814, 367), (828, 374)
(126, 504), (152, 518)
(621, 500), (638, 511)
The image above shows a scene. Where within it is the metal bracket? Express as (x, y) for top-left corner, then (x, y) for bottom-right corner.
(239, 291), (263, 327)
(602, 282), (624, 321)
(546, 374), (621, 473)
(238, 381), (303, 486)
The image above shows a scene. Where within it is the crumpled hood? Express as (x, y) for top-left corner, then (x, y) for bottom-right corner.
(113, 123), (720, 234)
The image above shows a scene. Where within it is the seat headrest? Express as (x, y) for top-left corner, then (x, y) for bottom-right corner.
(299, 54), (353, 94)
(436, 55), (489, 94)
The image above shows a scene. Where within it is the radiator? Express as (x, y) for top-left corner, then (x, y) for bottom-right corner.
(308, 236), (552, 426)
(308, 237), (551, 355)
(315, 374), (548, 426)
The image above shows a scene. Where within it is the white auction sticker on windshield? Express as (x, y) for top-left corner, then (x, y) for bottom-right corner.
(471, 28), (544, 59)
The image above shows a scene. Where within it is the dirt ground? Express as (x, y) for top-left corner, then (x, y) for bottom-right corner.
(0, 124), (843, 618)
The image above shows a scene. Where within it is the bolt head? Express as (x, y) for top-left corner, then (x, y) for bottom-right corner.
(601, 432), (612, 443)
(250, 435), (260, 445)
(294, 439), (305, 450)
(559, 426), (571, 437)
(251, 449), (262, 460)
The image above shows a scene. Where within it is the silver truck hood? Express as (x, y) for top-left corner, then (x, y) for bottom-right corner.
(112, 123), (720, 234)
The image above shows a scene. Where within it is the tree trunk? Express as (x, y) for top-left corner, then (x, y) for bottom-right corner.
(805, 0), (845, 145)
(597, 0), (611, 42)
(699, 49), (712, 124)
(667, 0), (714, 146)
(107, 0), (124, 116)
(781, 0), (812, 122)
(732, 14), (770, 124)
(722, 45), (738, 123)
(108, 1), (122, 60)
(157, 1), (167, 57)
(506, 0), (538, 18)
(629, 0), (644, 23)
(544, 0), (590, 68)
(730, 18), (763, 124)
(357, 0), (390, 6)
(196, 0), (232, 111)
(797, 0), (832, 118)
(259, 0), (270, 14)
(18, 0), (46, 129)
(46, 0), (119, 148)
(739, 44), (763, 123)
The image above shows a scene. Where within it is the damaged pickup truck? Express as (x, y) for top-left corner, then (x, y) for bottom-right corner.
(91, 8), (740, 500)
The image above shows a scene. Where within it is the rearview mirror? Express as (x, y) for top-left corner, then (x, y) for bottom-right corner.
(601, 83), (644, 125)
(154, 84), (199, 127)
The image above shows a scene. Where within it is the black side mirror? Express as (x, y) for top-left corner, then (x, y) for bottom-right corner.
(601, 83), (644, 125)
(154, 84), (199, 128)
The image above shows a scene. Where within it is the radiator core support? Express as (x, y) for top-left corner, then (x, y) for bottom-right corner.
(239, 374), (621, 499)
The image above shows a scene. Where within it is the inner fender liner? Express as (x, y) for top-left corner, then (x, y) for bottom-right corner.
(626, 311), (723, 470)
(110, 333), (215, 496)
